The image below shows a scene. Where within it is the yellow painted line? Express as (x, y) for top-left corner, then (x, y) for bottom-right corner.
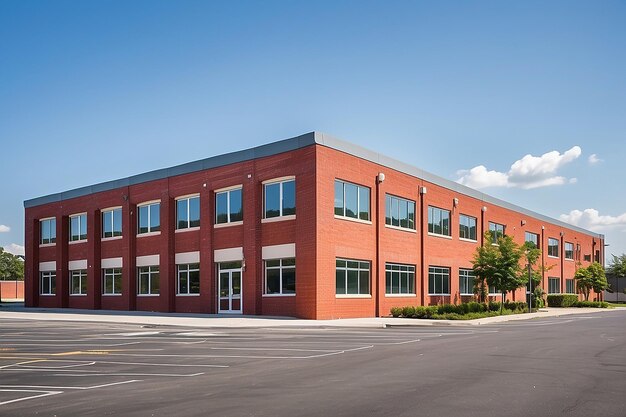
(52, 351), (110, 356)
(0, 348), (16, 351)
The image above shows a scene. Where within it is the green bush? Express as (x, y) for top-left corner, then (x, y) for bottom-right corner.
(390, 307), (402, 317)
(401, 306), (416, 317)
(467, 302), (486, 313)
(489, 302), (501, 312)
(391, 301), (530, 320)
(572, 301), (609, 308)
(546, 294), (579, 307)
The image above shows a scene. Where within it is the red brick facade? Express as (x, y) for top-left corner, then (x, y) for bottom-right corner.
(24, 134), (605, 319)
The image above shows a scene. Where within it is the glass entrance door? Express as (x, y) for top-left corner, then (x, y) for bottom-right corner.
(218, 262), (242, 313)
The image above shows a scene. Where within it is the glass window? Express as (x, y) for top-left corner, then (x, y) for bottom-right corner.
(264, 258), (296, 295)
(548, 277), (560, 294)
(459, 214), (477, 240)
(102, 208), (122, 238)
(489, 222), (505, 243)
(428, 206), (450, 236)
(103, 268), (122, 295)
(216, 188), (243, 224)
(40, 218), (56, 245)
(176, 196), (200, 229)
(428, 266), (450, 295)
(566, 279), (576, 294)
(138, 202), (160, 234)
(565, 242), (574, 260)
(69, 270), (87, 295)
(177, 263), (200, 295)
(336, 258), (370, 295)
(548, 238), (559, 257)
(334, 180), (370, 221)
(459, 268), (475, 295)
(138, 266), (160, 295)
(525, 232), (539, 249)
(69, 214), (87, 242)
(385, 195), (416, 230)
(264, 179), (295, 219)
(385, 263), (415, 295)
(40, 271), (56, 295)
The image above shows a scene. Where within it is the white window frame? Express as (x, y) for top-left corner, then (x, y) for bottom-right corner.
(69, 213), (87, 243)
(40, 271), (56, 295)
(335, 258), (371, 297)
(427, 206), (451, 238)
(176, 195), (200, 231)
(69, 269), (87, 296)
(548, 238), (559, 258)
(138, 265), (160, 296)
(137, 201), (161, 236)
(548, 277), (561, 294)
(459, 214), (477, 242)
(39, 217), (56, 246)
(102, 207), (122, 240)
(564, 242), (574, 260)
(428, 266), (450, 296)
(459, 268), (475, 296)
(263, 177), (296, 221)
(102, 268), (122, 295)
(385, 195), (416, 231)
(264, 258), (296, 296)
(334, 179), (371, 224)
(215, 186), (243, 226)
(177, 263), (200, 296)
(489, 222), (505, 244)
(385, 263), (416, 296)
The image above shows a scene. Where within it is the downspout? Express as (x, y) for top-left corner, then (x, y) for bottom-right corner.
(375, 173), (382, 317)
(420, 186), (427, 307)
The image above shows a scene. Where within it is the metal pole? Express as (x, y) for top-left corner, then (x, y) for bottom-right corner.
(528, 261), (532, 312)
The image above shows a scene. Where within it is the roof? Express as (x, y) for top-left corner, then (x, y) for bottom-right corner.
(24, 131), (603, 239)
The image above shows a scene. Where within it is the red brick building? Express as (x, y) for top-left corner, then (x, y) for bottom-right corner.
(24, 132), (605, 319)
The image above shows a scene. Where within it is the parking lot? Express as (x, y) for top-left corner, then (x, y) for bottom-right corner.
(1, 310), (625, 417)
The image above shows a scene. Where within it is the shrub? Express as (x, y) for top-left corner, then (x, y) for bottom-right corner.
(467, 302), (486, 313)
(547, 294), (579, 307)
(572, 300), (609, 308)
(401, 306), (416, 318)
(489, 302), (501, 312)
(390, 307), (402, 317)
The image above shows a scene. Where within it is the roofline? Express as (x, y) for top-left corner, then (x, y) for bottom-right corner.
(24, 131), (603, 239)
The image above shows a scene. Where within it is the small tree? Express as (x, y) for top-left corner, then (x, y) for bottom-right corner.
(575, 267), (593, 301)
(588, 262), (608, 300)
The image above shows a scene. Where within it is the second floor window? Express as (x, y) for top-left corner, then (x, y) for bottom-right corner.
(102, 208), (122, 238)
(548, 238), (559, 257)
(565, 242), (574, 260)
(334, 180), (370, 221)
(138, 202), (160, 234)
(525, 232), (539, 249)
(428, 206), (450, 236)
(264, 179), (296, 219)
(459, 214), (477, 240)
(69, 214), (87, 242)
(176, 196), (200, 229)
(489, 222), (505, 243)
(40, 218), (56, 244)
(216, 188), (243, 224)
(385, 195), (415, 230)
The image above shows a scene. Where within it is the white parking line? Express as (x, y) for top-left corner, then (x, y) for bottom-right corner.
(0, 380), (139, 391)
(0, 389), (62, 406)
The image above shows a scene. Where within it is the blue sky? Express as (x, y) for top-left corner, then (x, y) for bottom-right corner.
(1, 0), (625, 259)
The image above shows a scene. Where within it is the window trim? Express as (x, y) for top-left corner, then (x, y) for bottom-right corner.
(525, 231), (540, 249)
(428, 266), (451, 296)
(40, 271), (56, 296)
(69, 213), (88, 243)
(385, 262), (416, 296)
(459, 214), (478, 242)
(69, 269), (88, 296)
(385, 194), (416, 231)
(564, 242), (575, 261)
(176, 194), (200, 230)
(548, 277), (561, 294)
(215, 187), (243, 226)
(176, 263), (200, 296)
(547, 238), (560, 258)
(334, 179), (371, 222)
(459, 268), (475, 296)
(39, 217), (57, 246)
(427, 206), (451, 237)
(263, 178), (296, 220)
(565, 278), (576, 294)
(263, 258), (296, 297)
(488, 221), (506, 244)
(335, 258), (371, 297)
(137, 201), (161, 235)
(102, 268), (122, 296)
(101, 207), (123, 240)
(137, 265), (160, 296)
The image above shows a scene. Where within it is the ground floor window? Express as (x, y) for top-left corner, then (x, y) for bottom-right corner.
(177, 263), (200, 295)
(336, 259), (370, 295)
(265, 258), (296, 295)
(40, 271), (56, 295)
(102, 268), (122, 295)
(138, 266), (160, 295)
(548, 277), (561, 294)
(459, 268), (475, 296)
(428, 266), (450, 295)
(70, 270), (87, 295)
(565, 278), (576, 294)
(385, 263), (415, 295)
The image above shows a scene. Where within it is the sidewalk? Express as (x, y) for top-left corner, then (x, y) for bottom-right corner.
(0, 303), (623, 329)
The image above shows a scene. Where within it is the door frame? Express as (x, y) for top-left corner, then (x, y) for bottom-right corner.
(217, 263), (243, 314)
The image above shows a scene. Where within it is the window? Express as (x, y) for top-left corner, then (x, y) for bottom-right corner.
(138, 202), (160, 234)
(40, 271), (56, 295)
(69, 213), (87, 242)
(177, 263), (200, 295)
(428, 266), (450, 295)
(334, 180), (370, 221)
(385, 263), (415, 295)
(548, 277), (560, 294)
(102, 208), (122, 238)
(548, 238), (559, 257)
(385, 195), (415, 230)
(336, 259), (370, 295)
(40, 218), (56, 245)
(428, 206), (450, 236)
(459, 268), (475, 296)
(176, 196), (200, 229)
(525, 232), (539, 249)
(459, 214), (477, 241)
(265, 258), (296, 295)
(489, 222), (505, 243)
(566, 279), (576, 294)
(216, 188), (242, 224)
(565, 242), (574, 260)
(584, 254), (592, 262)
(264, 179), (295, 218)
(489, 284), (499, 295)
(103, 268), (122, 295)
(138, 266), (159, 295)
(70, 270), (87, 295)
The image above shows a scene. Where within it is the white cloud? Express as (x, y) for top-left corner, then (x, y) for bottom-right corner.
(2, 243), (25, 256)
(559, 209), (626, 232)
(588, 154), (602, 165)
(456, 146), (582, 189)
(0, 224), (10, 233)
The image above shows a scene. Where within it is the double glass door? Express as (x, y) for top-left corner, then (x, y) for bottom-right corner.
(218, 262), (242, 313)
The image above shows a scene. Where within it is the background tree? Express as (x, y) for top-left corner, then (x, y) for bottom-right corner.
(0, 247), (24, 281)
(607, 254), (626, 302)
(473, 232), (527, 314)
